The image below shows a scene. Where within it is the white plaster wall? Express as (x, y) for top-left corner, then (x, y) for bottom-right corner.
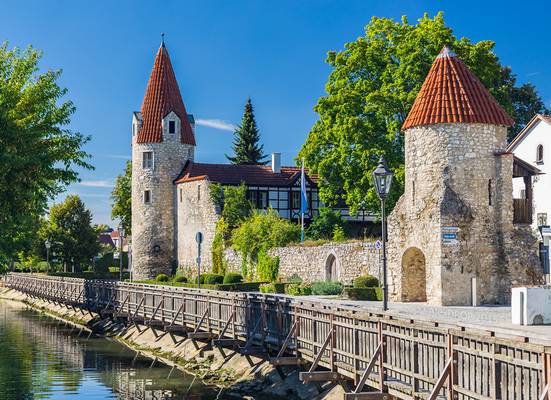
(511, 119), (551, 230)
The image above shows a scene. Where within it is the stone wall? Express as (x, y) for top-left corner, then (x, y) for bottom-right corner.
(224, 241), (381, 284)
(176, 179), (219, 274)
(131, 113), (194, 280)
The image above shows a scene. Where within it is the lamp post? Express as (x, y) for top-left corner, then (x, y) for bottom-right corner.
(119, 225), (124, 281)
(372, 156), (393, 311)
(45, 240), (51, 274)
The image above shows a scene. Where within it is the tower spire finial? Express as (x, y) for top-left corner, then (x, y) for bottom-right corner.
(161, 33), (165, 48)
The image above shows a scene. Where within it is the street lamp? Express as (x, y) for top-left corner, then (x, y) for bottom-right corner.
(372, 156), (393, 311)
(45, 240), (51, 274)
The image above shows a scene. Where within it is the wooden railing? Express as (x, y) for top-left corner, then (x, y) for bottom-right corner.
(4, 273), (551, 400)
(513, 198), (533, 224)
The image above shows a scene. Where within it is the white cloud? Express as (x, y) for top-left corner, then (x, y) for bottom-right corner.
(78, 180), (114, 188)
(195, 118), (236, 132)
(103, 154), (131, 159)
(526, 71), (541, 77)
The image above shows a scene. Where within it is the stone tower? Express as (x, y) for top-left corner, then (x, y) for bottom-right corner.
(131, 40), (195, 280)
(387, 47), (541, 306)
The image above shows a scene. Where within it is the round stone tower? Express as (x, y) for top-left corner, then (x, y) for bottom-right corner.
(131, 39), (195, 280)
(387, 46), (519, 305)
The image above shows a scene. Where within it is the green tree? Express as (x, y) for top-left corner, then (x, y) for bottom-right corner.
(299, 13), (548, 215)
(232, 209), (300, 279)
(306, 207), (347, 240)
(111, 160), (132, 234)
(226, 98), (268, 165)
(40, 195), (100, 272)
(0, 43), (92, 265)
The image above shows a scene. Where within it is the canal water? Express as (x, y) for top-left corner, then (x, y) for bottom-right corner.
(0, 299), (220, 400)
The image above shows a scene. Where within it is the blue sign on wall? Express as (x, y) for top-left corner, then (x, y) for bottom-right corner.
(442, 233), (457, 240)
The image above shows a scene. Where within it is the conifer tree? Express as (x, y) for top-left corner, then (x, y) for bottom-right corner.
(226, 98), (268, 165)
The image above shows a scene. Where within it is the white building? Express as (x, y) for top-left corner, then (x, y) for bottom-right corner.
(508, 114), (551, 282)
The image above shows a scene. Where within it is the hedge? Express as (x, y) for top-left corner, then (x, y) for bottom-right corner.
(343, 287), (383, 301)
(311, 281), (343, 295)
(260, 283), (287, 294)
(223, 272), (243, 284)
(353, 275), (379, 288)
(134, 280), (264, 292)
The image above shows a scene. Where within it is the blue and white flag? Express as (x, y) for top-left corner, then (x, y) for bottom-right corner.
(300, 159), (308, 214)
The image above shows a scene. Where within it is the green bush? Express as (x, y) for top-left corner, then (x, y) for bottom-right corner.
(344, 287), (383, 301)
(353, 275), (379, 288)
(174, 275), (188, 283)
(215, 282), (262, 292)
(286, 283), (312, 296)
(311, 281), (343, 295)
(306, 207), (346, 240)
(332, 225), (346, 242)
(204, 274), (224, 285)
(156, 273), (169, 282)
(260, 282), (287, 294)
(257, 249), (279, 282)
(223, 272), (243, 284)
(211, 232), (225, 275)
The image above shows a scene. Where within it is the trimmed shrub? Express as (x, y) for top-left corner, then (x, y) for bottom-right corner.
(223, 272), (243, 284)
(204, 274), (224, 285)
(174, 275), (188, 283)
(155, 273), (169, 282)
(353, 275), (379, 288)
(344, 287), (383, 301)
(215, 282), (262, 292)
(311, 281), (343, 295)
(260, 282), (287, 294)
(286, 283), (312, 296)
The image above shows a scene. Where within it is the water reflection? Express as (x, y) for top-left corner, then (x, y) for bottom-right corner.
(0, 300), (218, 399)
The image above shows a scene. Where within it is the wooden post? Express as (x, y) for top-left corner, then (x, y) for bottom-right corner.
(378, 320), (386, 392)
(543, 350), (551, 400)
(447, 332), (457, 400)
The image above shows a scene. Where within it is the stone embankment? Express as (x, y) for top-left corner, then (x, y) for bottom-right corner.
(0, 286), (345, 400)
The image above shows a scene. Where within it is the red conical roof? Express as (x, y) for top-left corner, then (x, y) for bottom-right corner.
(137, 44), (195, 145)
(402, 46), (514, 131)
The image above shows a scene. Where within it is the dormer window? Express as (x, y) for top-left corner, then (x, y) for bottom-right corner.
(536, 144), (544, 164)
(168, 120), (176, 134)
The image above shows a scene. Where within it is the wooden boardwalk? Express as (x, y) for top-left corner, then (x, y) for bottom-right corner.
(4, 273), (551, 400)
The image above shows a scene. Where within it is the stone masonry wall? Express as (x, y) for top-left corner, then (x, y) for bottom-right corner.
(224, 242), (381, 284)
(176, 179), (219, 275)
(131, 114), (194, 280)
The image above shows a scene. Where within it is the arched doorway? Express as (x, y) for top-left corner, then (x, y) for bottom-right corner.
(325, 254), (338, 281)
(401, 247), (427, 302)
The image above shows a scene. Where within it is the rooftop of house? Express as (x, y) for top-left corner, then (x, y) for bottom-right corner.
(402, 46), (514, 131)
(508, 114), (551, 152)
(174, 160), (318, 187)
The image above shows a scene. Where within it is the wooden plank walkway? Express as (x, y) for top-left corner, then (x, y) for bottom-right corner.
(4, 273), (551, 400)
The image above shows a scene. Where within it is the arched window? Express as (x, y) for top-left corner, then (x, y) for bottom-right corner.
(536, 144), (544, 164)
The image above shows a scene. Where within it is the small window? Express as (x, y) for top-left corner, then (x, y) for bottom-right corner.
(144, 190), (151, 204)
(412, 181), (415, 205)
(290, 191), (301, 209)
(536, 144), (544, 164)
(488, 179), (493, 206)
(132, 124), (136, 136)
(520, 189), (526, 199)
(168, 120), (176, 134)
(197, 185), (201, 201)
(142, 151), (153, 169)
(537, 213), (548, 227)
(179, 188), (182, 203)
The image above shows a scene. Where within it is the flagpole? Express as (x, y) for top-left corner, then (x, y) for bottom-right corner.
(301, 212), (304, 242)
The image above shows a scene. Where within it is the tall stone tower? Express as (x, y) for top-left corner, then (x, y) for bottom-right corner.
(131, 39), (195, 280)
(387, 47), (541, 306)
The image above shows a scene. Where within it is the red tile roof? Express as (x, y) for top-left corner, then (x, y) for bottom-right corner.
(137, 44), (195, 145)
(174, 162), (318, 186)
(402, 46), (514, 131)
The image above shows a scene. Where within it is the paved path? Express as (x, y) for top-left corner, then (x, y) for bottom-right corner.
(308, 295), (551, 345)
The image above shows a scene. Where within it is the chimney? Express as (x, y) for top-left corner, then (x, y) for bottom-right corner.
(271, 152), (281, 173)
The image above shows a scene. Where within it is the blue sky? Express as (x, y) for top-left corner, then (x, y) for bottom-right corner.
(2, 0), (550, 225)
